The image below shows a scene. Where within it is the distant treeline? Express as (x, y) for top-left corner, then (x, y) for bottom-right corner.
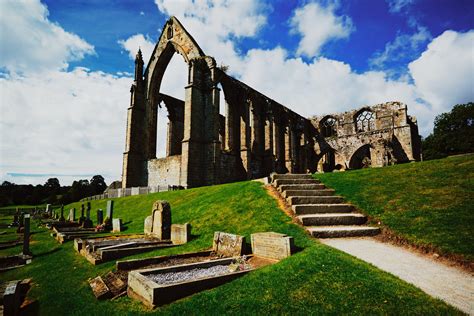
(422, 102), (474, 160)
(0, 175), (107, 207)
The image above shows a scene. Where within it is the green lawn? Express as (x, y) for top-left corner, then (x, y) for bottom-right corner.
(314, 154), (474, 261)
(0, 181), (460, 315)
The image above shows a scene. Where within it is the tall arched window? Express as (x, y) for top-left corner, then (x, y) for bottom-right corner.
(355, 110), (375, 132)
(320, 117), (337, 137)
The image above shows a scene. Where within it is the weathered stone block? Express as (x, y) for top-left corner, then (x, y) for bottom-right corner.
(144, 201), (171, 240)
(212, 232), (244, 257)
(251, 232), (293, 260)
(112, 218), (122, 233)
(171, 223), (190, 245)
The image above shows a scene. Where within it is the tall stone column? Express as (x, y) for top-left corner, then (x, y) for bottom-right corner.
(225, 100), (236, 153)
(284, 124), (292, 173)
(265, 114), (274, 173)
(240, 101), (252, 178)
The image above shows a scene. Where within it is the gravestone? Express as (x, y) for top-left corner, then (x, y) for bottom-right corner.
(82, 203), (93, 228)
(60, 205), (65, 221)
(250, 232), (293, 260)
(106, 200), (114, 220)
(69, 208), (76, 222)
(46, 204), (52, 217)
(23, 214), (31, 256)
(79, 204), (85, 225)
(171, 223), (191, 245)
(112, 218), (122, 233)
(212, 232), (245, 257)
(97, 209), (104, 225)
(144, 200), (171, 240)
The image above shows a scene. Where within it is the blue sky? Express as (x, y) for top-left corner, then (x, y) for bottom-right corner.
(0, 0), (473, 185)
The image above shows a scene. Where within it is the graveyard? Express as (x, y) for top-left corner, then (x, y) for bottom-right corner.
(2, 155), (472, 314)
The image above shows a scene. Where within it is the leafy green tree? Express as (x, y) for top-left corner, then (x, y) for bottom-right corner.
(90, 175), (107, 195)
(422, 103), (474, 160)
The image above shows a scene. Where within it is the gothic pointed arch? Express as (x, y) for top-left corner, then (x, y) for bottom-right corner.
(145, 16), (206, 107)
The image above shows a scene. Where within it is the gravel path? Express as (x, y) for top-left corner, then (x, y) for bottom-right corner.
(321, 237), (473, 315)
(147, 265), (230, 285)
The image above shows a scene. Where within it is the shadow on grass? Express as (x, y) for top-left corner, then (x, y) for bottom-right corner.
(20, 298), (39, 316)
(34, 247), (61, 258)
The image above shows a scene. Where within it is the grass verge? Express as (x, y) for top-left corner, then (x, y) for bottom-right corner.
(1, 181), (461, 315)
(314, 154), (474, 264)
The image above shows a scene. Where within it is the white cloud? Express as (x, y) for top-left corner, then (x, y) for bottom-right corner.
(0, 68), (132, 185)
(386, 0), (415, 13)
(409, 30), (474, 112)
(154, 0), (268, 74)
(0, 0), (94, 74)
(290, 2), (354, 57)
(118, 34), (155, 65)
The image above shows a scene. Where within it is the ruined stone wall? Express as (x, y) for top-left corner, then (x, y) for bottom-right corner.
(310, 101), (421, 171)
(147, 155), (182, 187)
(122, 17), (422, 190)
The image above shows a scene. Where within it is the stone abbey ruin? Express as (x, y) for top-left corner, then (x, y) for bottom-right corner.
(122, 17), (421, 189)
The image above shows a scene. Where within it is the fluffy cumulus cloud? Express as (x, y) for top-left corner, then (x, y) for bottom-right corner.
(0, 69), (132, 185)
(0, 0), (94, 74)
(290, 1), (354, 57)
(409, 30), (474, 112)
(118, 34), (155, 65)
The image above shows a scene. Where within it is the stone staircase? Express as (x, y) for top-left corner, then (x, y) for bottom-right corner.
(272, 174), (380, 238)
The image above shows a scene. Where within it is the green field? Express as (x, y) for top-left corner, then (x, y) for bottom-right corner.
(0, 181), (460, 315)
(315, 154), (474, 261)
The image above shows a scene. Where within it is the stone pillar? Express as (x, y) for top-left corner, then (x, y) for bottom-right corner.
(284, 125), (292, 172)
(22, 214), (31, 256)
(225, 100), (236, 153)
(265, 115), (274, 173)
(240, 102), (252, 178)
(180, 57), (220, 188)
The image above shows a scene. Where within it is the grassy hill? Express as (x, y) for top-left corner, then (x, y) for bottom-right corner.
(315, 154), (474, 262)
(0, 181), (460, 315)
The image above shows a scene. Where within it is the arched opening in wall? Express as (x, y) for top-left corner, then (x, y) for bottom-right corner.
(320, 116), (337, 137)
(355, 109), (375, 133)
(349, 144), (372, 169)
(155, 53), (188, 158)
(218, 83), (226, 151)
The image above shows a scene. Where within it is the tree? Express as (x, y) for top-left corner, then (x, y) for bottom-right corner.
(422, 103), (474, 160)
(90, 175), (107, 195)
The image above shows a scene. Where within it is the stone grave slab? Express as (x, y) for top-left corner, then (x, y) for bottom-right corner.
(212, 232), (245, 257)
(171, 223), (190, 245)
(144, 201), (171, 240)
(112, 218), (122, 233)
(251, 232), (293, 260)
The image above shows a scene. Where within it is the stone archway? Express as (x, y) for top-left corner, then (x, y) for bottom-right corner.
(349, 144), (372, 169)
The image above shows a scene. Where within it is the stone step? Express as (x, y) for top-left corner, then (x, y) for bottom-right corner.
(288, 196), (344, 205)
(273, 179), (320, 187)
(272, 174), (313, 181)
(307, 226), (380, 238)
(282, 189), (335, 198)
(278, 184), (326, 192)
(298, 213), (367, 226)
(292, 204), (355, 215)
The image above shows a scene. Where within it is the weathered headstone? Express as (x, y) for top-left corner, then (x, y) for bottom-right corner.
(82, 203), (93, 228)
(23, 214), (31, 256)
(69, 208), (76, 222)
(144, 200), (171, 240)
(97, 209), (104, 225)
(171, 223), (191, 245)
(250, 232), (293, 260)
(46, 204), (52, 217)
(60, 205), (65, 221)
(112, 218), (122, 233)
(106, 200), (114, 220)
(79, 204), (85, 224)
(212, 232), (245, 257)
